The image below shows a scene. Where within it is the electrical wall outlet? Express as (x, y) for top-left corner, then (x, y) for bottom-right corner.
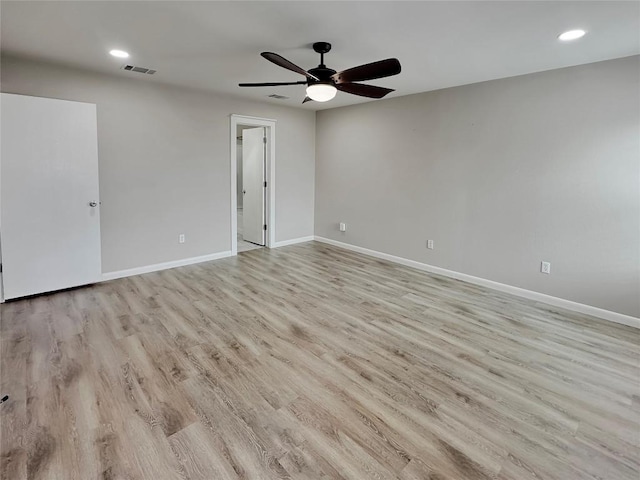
(427, 239), (434, 250)
(339, 222), (347, 232)
(541, 261), (551, 274)
(179, 234), (185, 244)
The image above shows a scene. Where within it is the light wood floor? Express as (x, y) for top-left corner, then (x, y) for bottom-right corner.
(1, 242), (638, 480)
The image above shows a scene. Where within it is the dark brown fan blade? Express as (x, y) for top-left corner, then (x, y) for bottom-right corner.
(332, 58), (401, 84)
(261, 52), (319, 80)
(239, 81), (307, 87)
(302, 96), (314, 104)
(336, 83), (394, 99)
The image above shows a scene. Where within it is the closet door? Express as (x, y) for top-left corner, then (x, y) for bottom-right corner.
(242, 127), (266, 245)
(1, 93), (101, 299)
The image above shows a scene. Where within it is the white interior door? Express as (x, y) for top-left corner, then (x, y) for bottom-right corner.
(1, 93), (101, 299)
(242, 127), (265, 245)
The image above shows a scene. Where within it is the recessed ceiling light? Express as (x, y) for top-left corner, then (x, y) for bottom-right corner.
(109, 49), (129, 58)
(558, 30), (586, 41)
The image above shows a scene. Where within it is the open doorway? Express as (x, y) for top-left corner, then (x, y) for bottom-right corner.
(237, 125), (265, 252)
(230, 115), (276, 255)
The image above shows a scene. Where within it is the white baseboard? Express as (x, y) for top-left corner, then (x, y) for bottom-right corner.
(102, 251), (233, 282)
(313, 236), (640, 329)
(272, 236), (315, 248)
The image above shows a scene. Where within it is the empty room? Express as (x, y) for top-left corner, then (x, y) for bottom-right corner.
(0, 1), (638, 479)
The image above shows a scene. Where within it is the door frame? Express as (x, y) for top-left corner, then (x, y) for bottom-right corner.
(230, 114), (276, 255)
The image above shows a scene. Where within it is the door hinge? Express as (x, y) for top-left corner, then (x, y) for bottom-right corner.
(263, 137), (267, 144)
(263, 224), (267, 231)
(263, 181), (267, 188)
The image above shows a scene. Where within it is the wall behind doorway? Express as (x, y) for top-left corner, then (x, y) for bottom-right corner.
(235, 125), (264, 211)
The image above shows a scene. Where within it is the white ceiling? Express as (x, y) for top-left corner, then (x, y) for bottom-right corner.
(2, 1), (639, 110)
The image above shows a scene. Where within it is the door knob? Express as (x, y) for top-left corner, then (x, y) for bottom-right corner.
(89, 202), (98, 207)
(243, 190), (246, 195)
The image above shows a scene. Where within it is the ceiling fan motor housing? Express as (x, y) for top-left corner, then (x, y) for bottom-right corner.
(307, 67), (337, 86)
(312, 42), (332, 54)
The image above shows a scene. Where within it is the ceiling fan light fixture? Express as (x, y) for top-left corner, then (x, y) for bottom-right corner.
(306, 83), (337, 102)
(240, 43), (401, 102)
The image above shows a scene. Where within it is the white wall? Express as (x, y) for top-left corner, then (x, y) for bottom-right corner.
(1, 55), (315, 273)
(315, 56), (640, 318)
(2, 54), (637, 318)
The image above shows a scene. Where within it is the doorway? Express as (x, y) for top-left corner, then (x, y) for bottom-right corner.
(230, 115), (276, 255)
(237, 126), (265, 252)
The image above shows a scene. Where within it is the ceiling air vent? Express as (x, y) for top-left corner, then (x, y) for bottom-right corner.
(267, 94), (289, 100)
(121, 64), (157, 75)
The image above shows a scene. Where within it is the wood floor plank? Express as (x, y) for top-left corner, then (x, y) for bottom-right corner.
(168, 422), (239, 480)
(1, 241), (638, 479)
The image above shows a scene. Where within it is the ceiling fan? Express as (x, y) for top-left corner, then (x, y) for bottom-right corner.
(239, 42), (401, 103)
